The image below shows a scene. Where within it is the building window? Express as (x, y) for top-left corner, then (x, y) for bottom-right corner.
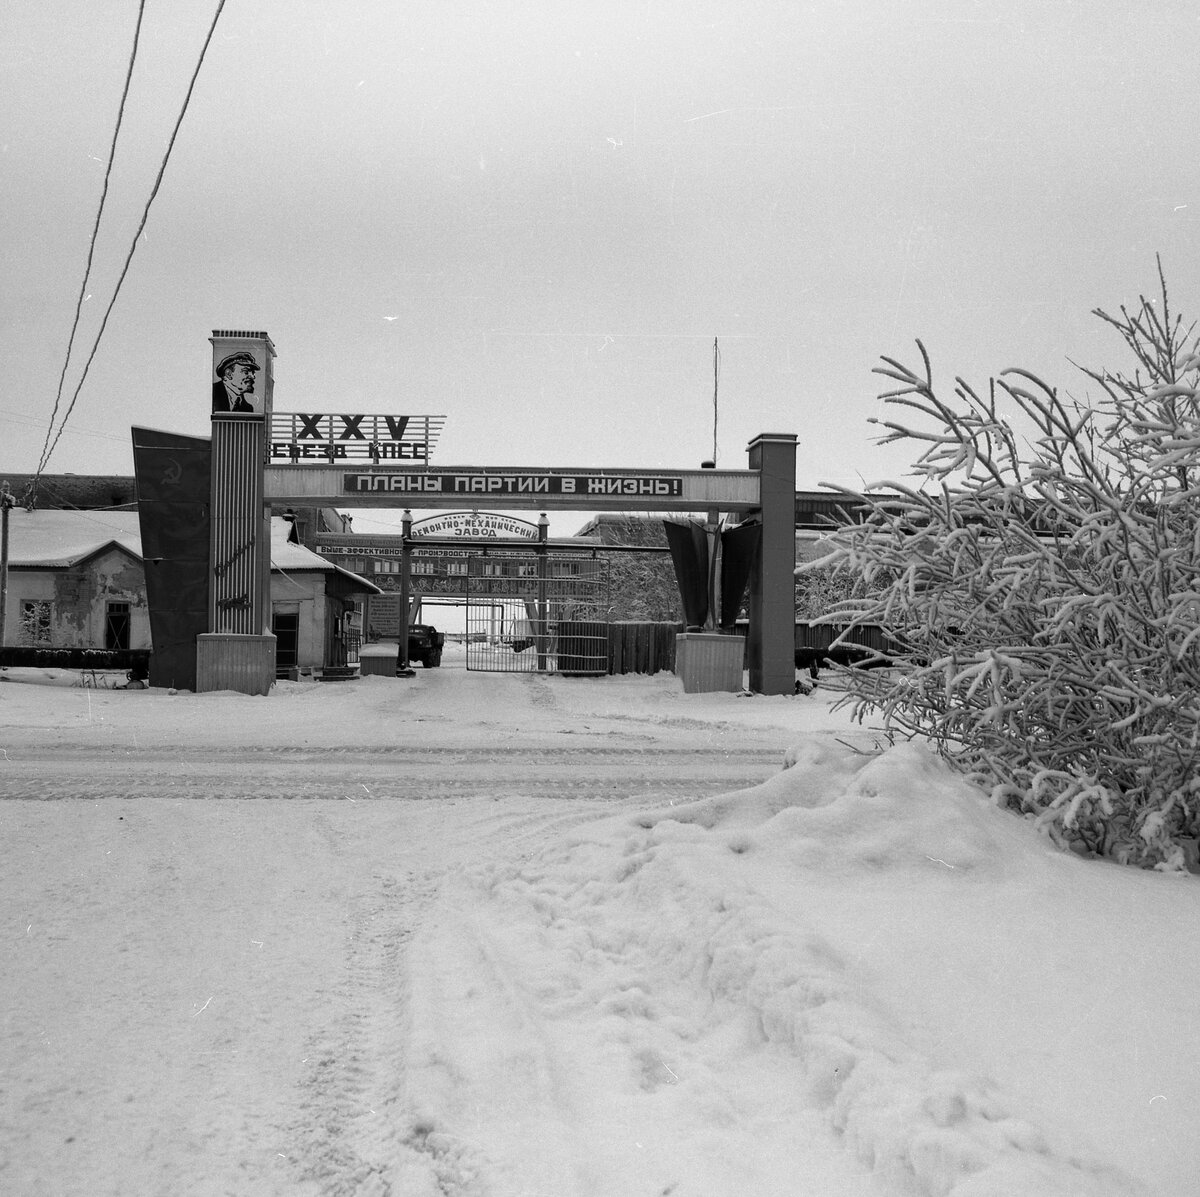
(105, 601), (131, 651)
(21, 600), (52, 645)
(412, 561), (435, 576)
(272, 611), (299, 668)
(446, 561), (468, 576)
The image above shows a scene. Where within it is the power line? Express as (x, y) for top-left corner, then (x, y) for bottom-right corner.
(1, 406), (129, 446)
(34, 0), (230, 497)
(38, 0), (148, 480)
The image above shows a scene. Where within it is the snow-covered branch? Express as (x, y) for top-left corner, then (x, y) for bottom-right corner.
(815, 268), (1200, 870)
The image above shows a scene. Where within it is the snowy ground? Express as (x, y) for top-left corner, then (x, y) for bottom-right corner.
(1, 643), (1196, 1196)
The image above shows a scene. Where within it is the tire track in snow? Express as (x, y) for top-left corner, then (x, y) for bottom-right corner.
(7, 743), (774, 762)
(522, 672), (558, 710)
(401, 893), (593, 1196)
(0, 774), (767, 803)
(288, 849), (444, 1195)
(0, 746), (777, 804)
(279, 804), (635, 1196)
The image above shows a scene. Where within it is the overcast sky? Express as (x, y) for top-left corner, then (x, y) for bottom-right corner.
(3, 0), (1198, 534)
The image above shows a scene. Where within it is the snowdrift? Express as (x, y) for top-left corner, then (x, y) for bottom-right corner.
(407, 737), (1187, 1196)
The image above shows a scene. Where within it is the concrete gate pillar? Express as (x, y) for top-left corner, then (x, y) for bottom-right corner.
(747, 433), (797, 695)
(198, 330), (276, 694)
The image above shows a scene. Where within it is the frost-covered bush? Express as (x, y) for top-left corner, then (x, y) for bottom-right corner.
(794, 565), (860, 621)
(812, 267), (1200, 870)
(598, 514), (684, 621)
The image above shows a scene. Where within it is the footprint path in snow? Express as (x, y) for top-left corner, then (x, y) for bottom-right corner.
(398, 866), (895, 1197)
(396, 803), (1151, 1197)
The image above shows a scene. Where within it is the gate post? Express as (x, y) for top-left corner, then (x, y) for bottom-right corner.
(535, 512), (549, 671)
(398, 509), (415, 677)
(747, 433), (797, 695)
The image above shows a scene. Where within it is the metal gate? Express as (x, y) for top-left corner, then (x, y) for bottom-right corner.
(465, 552), (610, 673)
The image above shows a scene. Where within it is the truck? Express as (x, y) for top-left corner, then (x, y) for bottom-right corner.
(406, 623), (445, 668)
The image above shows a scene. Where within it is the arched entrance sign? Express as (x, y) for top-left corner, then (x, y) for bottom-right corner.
(411, 511), (540, 539)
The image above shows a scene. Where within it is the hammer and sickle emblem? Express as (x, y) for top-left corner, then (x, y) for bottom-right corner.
(162, 459), (183, 485)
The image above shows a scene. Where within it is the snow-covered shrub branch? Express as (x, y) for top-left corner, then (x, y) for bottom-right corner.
(794, 564), (865, 621)
(811, 265), (1200, 869)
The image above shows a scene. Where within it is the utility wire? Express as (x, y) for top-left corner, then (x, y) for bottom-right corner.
(2, 406), (129, 445)
(35, 0), (229, 496)
(38, 0), (148, 482)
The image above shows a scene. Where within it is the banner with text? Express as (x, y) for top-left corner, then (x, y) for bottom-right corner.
(344, 472), (684, 499)
(269, 414), (444, 462)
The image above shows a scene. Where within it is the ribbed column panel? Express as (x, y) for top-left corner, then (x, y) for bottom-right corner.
(210, 417), (266, 635)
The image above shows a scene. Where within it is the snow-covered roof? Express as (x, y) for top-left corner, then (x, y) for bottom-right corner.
(270, 518), (382, 593)
(6, 510), (378, 593)
(4, 508), (143, 567)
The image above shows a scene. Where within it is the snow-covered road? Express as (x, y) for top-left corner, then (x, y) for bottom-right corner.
(3, 659), (794, 805)
(2, 660), (888, 1195)
(4, 742), (782, 802)
(2, 652), (1189, 1196)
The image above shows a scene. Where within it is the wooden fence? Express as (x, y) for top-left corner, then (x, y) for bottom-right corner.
(0, 646), (151, 678)
(605, 620), (899, 678)
(793, 621), (899, 671)
(606, 622), (682, 676)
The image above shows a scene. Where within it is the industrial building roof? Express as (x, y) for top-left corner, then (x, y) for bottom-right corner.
(4, 509), (143, 568)
(270, 519), (382, 592)
(6, 509), (379, 592)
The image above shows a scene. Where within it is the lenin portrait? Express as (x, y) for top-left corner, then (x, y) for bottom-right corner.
(212, 351), (261, 414)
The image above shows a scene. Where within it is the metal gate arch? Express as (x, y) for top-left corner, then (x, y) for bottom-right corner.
(260, 432), (798, 694)
(465, 550), (610, 674)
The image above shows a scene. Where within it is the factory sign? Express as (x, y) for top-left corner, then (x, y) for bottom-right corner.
(411, 512), (540, 539)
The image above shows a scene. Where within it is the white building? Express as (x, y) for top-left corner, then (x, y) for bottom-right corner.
(1, 509), (149, 651)
(2, 510), (378, 677)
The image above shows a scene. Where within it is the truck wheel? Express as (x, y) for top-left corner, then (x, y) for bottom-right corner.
(426, 651), (442, 668)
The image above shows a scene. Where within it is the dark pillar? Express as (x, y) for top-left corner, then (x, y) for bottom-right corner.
(747, 433), (797, 695)
(132, 427), (212, 691)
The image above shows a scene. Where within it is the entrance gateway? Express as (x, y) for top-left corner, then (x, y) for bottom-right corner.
(319, 512), (613, 675)
(266, 449), (798, 694)
(132, 330), (797, 695)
